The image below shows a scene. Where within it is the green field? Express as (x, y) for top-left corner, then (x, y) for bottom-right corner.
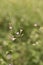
(0, 0), (43, 65)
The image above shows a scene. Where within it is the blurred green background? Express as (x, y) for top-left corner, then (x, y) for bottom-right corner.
(0, 0), (43, 65)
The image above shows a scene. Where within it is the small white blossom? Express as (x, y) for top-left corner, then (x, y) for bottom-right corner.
(11, 37), (16, 41)
(9, 26), (12, 30)
(36, 42), (39, 45)
(9, 34), (16, 41)
(32, 43), (36, 46)
(16, 32), (19, 35)
(20, 29), (23, 33)
(32, 42), (39, 46)
(34, 23), (38, 27)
